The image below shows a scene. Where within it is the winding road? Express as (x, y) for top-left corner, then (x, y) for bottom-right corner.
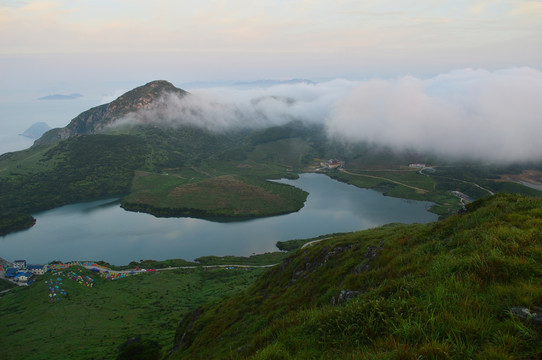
(339, 169), (428, 194)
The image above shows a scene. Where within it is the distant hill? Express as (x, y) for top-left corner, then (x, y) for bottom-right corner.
(20, 122), (51, 139)
(38, 93), (83, 100)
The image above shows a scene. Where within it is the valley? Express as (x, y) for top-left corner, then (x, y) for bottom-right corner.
(1, 81), (541, 238)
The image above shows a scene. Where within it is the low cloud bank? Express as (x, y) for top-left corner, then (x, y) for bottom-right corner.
(113, 79), (357, 131)
(113, 67), (542, 163)
(328, 67), (542, 163)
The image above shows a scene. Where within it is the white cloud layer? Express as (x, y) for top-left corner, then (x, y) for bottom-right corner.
(328, 67), (542, 163)
(112, 79), (358, 131)
(113, 67), (542, 163)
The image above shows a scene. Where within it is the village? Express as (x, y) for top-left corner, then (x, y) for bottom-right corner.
(0, 258), (47, 286)
(317, 158), (345, 170)
(0, 258), (150, 289)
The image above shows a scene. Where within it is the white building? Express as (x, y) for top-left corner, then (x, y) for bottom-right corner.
(27, 264), (47, 275)
(409, 163), (426, 169)
(13, 260), (27, 270)
(14, 271), (32, 282)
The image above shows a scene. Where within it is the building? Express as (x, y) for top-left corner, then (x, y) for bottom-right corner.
(14, 271), (32, 282)
(409, 163), (426, 169)
(13, 260), (27, 270)
(5, 267), (19, 278)
(27, 264), (47, 275)
(320, 159), (345, 170)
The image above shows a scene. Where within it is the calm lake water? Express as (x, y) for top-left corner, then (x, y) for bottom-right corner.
(0, 173), (437, 265)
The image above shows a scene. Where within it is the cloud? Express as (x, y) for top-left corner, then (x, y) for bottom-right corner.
(327, 67), (542, 163)
(111, 79), (358, 131)
(112, 67), (542, 164)
(0, 0), (27, 8)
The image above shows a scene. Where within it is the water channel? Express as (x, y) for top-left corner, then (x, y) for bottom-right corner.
(0, 173), (438, 265)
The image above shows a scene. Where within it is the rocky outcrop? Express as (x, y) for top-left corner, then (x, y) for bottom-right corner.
(509, 307), (542, 327)
(290, 244), (355, 283)
(35, 80), (189, 145)
(353, 241), (384, 273)
(331, 289), (365, 305)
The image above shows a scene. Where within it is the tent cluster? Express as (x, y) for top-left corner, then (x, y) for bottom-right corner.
(48, 261), (100, 271)
(100, 271), (134, 280)
(46, 277), (66, 302)
(66, 271), (94, 287)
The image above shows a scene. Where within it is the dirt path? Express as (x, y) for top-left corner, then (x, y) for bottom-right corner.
(339, 169), (428, 194)
(190, 166), (213, 178)
(82, 263), (278, 275)
(420, 168), (494, 196)
(301, 237), (331, 249)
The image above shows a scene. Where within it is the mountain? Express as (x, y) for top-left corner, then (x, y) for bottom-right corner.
(20, 121), (51, 139)
(36, 80), (188, 144)
(167, 193), (542, 359)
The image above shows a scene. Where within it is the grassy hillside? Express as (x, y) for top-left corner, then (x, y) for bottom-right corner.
(0, 135), (149, 234)
(1, 194), (541, 359)
(169, 194), (542, 359)
(0, 123), (314, 234)
(121, 163), (307, 219)
(0, 265), (268, 360)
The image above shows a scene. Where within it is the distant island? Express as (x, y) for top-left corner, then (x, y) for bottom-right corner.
(20, 122), (51, 139)
(38, 93), (83, 100)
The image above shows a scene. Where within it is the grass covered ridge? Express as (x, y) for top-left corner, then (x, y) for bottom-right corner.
(122, 168), (308, 218)
(170, 193), (542, 359)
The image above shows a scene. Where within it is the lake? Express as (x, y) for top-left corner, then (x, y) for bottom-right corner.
(0, 173), (438, 265)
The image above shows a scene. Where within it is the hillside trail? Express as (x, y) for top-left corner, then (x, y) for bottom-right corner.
(419, 167), (494, 196)
(82, 263), (278, 275)
(339, 169), (428, 194)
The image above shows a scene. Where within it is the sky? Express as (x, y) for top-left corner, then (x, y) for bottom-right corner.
(1, 0), (541, 161)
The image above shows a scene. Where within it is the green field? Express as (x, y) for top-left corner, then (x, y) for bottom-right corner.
(121, 166), (308, 218)
(327, 166), (542, 217)
(0, 265), (268, 360)
(328, 169), (463, 216)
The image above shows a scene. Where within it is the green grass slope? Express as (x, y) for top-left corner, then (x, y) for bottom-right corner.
(0, 266), (267, 360)
(0, 122), (314, 235)
(170, 194), (542, 360)
(122, 171), (307, 219)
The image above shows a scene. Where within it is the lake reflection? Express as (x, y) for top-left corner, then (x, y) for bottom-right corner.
(0, 173), (437, 265)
